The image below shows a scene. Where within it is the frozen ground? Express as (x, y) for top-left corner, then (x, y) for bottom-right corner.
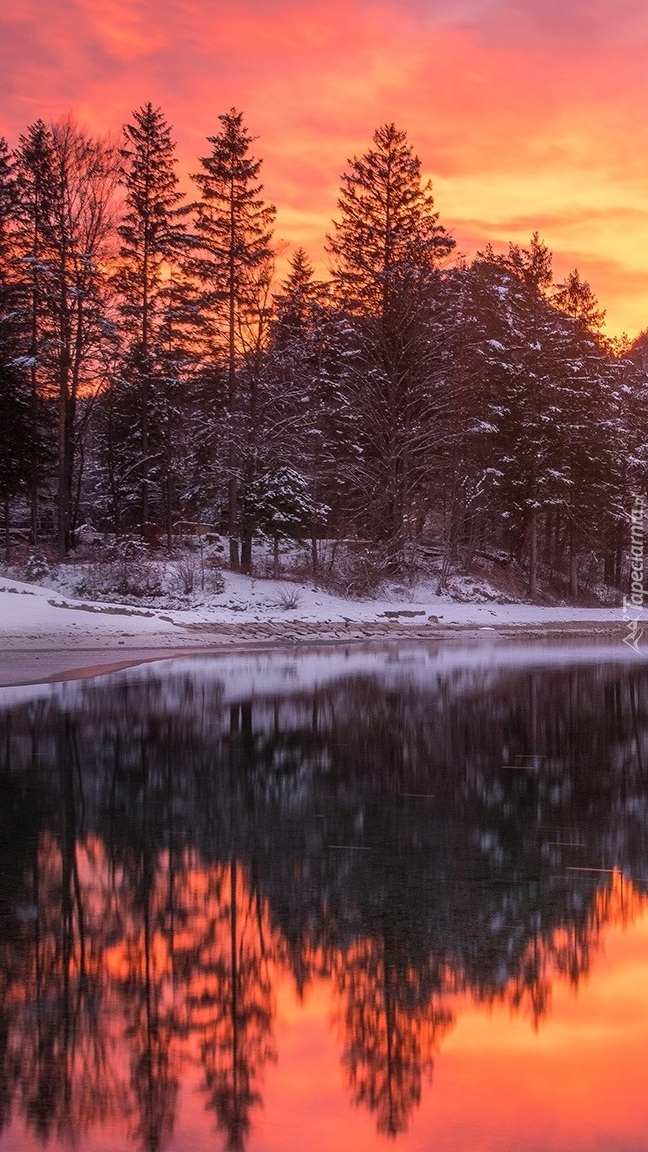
(0, 565), (634, 687)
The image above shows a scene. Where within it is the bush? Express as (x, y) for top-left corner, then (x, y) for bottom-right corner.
(205, 554), (225, 594)
(325, 543), (388, 598)
(172, 555), (197, 595)
(172, 553), (225, 596)
(23, 551), (50, 583)
(75, 548), (162, 602)
(209, 567), (225, 594)
(275, 583), (301, 610)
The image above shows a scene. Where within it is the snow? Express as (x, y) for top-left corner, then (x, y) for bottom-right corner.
(0, 572), (629, 636)
(0, 565), (637, 690)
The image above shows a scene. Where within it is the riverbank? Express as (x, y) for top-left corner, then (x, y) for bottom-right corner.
(0, 575), (632, 686)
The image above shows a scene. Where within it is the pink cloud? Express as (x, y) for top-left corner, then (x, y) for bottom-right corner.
(1, 0), (648, 334)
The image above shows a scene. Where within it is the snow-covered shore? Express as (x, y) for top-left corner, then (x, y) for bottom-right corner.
(0, 572), (634, 687)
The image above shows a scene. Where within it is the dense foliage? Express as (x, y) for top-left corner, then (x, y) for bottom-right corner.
(0, 107), (646, 595)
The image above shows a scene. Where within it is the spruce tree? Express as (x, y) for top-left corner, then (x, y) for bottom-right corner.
(458, 238), (618, 598)
(328, 123), (454, 316)
(0, 137), (33, 560)
(117, 103), (191, 537)
(264, 249), (354, 570)
(327, 124), (455, 565)
(463, 240), (566, 595)
(551, 270), (617, 596)
(193, 108), (275, 571)
(13, 120), (57, 541)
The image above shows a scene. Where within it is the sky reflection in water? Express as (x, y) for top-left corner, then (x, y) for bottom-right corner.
(0, 643), (647, 1151)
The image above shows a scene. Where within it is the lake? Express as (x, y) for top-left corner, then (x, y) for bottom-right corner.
(0, 641), (647, 1151)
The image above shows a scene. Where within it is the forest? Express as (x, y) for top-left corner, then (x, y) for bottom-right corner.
(1, 104), (647, 599)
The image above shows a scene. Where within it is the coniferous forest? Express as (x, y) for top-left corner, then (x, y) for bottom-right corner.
(1, 104), (647, 598)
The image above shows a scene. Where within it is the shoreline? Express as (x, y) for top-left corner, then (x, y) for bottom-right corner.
(0, 619), (631, 689)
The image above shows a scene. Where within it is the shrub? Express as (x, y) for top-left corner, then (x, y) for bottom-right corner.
(275, 583), (301, 610)
(23, 551), (50, 583)
(172, 555), (197, 595)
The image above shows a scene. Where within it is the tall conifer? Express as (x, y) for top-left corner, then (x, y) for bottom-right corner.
(0, 137), (33, 559)
(327, 124), (455, 563)
(117, 103), (190, 536)
(13, 120), (57, 540)
(193, 109), (275, 571)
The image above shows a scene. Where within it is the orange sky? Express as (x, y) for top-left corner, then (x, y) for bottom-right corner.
(3, 0), (648, 337)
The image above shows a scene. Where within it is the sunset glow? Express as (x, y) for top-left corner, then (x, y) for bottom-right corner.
(3, 0), (648, 335)
(5, 839), (648, 1152)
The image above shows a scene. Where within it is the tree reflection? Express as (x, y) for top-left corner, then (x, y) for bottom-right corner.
(8, 712), (127, 1146)
(0, 655), (647, 1147)
(183, 859), (276, 1150)
(115, 740), (182, 1152)
(334, 933), (453, 1136)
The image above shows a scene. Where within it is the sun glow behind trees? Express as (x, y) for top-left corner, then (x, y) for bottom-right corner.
(2, 1), (648, 338)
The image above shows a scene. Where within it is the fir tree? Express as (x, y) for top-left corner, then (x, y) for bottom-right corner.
(328, 123), (454, 316)
(13, 120), (57, 541)
(193, 108), (275, 571)
(264, 249), (354, 570)
(327, 124), (455, 564)
(117, 103), (191, 537)
(0, 137), (33, 560)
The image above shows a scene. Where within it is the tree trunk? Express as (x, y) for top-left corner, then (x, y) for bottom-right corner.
(29, 227), (40, 547)
(3, 496), (9, 564)
(273, 535), (279, 579)
(57, 373), (67, 560)
(166, 475), (173, 552)
(227, 177), (239, 572)
(569, 517), (578, 600)
(241, 535), (252, 574)
(529, 507), (538, 599)
(57, 235), (72, 561)
(141, 368), (149, 537)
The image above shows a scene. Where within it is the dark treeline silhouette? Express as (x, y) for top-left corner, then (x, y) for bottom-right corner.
(1, 652), (648, 1147)
(1, 107), (647, 589)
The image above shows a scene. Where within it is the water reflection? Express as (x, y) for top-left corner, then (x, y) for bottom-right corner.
(0, 646), (647, 1150)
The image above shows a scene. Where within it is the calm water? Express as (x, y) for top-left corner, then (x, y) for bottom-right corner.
(0, 642), (647, 1152)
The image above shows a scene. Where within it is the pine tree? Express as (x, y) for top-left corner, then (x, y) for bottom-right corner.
(117, 103), (191, 537)
(328, 123), (454, 315)
(432, 260), (488, 591)
(0, 137), (33, 560)
(463, 240), (567, 595)
(264, 249), (354, 570)
(327, 124), (455, 565)
(551, 269), (617, 596)
(459, 238), (618, 598)
(193, 108), (275, 571)
(13, 120), (58, 541)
